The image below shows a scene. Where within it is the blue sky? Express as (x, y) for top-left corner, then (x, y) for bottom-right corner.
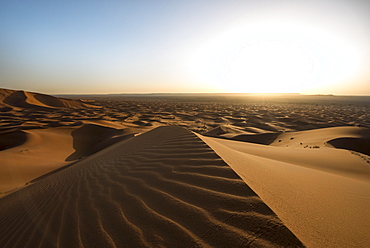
(1, 0), (370, 94)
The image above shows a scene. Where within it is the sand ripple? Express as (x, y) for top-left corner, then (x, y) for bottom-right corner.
(0, 126), (302, 247)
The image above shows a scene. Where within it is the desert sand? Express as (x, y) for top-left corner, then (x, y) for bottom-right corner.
(1, 88), (370, 247)
(199, 128), (370, 247)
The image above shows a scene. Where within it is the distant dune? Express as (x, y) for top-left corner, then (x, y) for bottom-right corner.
(0, 88), (152, 194)
(1, 88), (370, 247)
(0, 88), (100, 110)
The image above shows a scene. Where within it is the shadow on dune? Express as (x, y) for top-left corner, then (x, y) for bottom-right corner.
(0, 106), (12, 112)
(2, 88), (100, 110)
(2, 90), (57, 111)
(66, 124), (135, 161)
(3, 91), (36, 109)
(228, 133), (280, 145)
(0, 130), (27, 151)
(132, 120), (153, 126)
(204, 126), (280, 145)
(204, 132), (280, 145)
(328, 137), (370, 156)
(34, 94), (65, 107)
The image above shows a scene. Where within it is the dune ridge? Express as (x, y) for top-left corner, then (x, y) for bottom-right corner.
(0, 123), (140, 193)
(0, 88), (99, 110)
(202, 126), (370, 181)
(2, 88), (370, 247)
(198, 132), (370, 247)
(0, 88), (156, 194)
(0, 126), (303, 247)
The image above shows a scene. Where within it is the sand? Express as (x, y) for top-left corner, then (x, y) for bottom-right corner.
(1, 88), (370, 247)
(199, 130), (370, 247)
(0, 89), (152, 194)
(0, 126), (303, 247)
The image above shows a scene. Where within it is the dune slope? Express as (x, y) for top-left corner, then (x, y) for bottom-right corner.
(0, 126), (302, 247)
(0, 88), (99, 109)
(0, 124), (139, 194)
(203, 127), (370, 181)
(199, 132), (370, 248)
(0, 128), (75, 193)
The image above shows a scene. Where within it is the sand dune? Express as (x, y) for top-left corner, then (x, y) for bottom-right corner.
(1, 89), (370, 247)
(199, 129), (370, 247)
(0, 88), (154, 194)
(72, 94), (370, 134)
(0, 127), (74, 193)
(0, 88), (100, 110)
(204, 126), (370, 181)
(66, 123), (136, 161)
(204, 126), (280, 145)
(0, 123), (140, 194)
(328, 137), (370, 156)
(0, 126), (303, 247)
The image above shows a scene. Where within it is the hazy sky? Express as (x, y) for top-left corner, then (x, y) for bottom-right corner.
(1, 0), (370, 94)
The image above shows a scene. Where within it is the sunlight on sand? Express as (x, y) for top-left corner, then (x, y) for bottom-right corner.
(1, 88), (370, 247)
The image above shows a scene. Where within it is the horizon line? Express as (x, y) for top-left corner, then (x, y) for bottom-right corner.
(54, 92), (370, 97)
(2, 87), (370, 97)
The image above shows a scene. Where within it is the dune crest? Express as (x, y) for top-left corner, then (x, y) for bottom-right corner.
(198, 132), (370, 247)
(0, 123), (140, 194)
(0, 126), (303, 247)
(0, 88), (100, 110)
(0, 88), (157, 194)
(2, 89), (370, 247)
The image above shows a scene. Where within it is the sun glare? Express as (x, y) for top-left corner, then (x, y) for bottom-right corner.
(227, 39), (312, 93)
(186, 19), (365, 93)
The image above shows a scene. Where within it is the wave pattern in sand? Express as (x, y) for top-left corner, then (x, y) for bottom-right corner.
(0, 126), (303, 247)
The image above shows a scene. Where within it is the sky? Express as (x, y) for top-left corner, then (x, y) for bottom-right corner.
(1, 0), (370, 95)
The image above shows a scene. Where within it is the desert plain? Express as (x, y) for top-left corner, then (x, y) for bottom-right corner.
(1, 88), (370, 247)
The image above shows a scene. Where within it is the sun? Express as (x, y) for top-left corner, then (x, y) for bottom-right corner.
(185, 20), (364, 93)
(226, 39), (313, 93)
